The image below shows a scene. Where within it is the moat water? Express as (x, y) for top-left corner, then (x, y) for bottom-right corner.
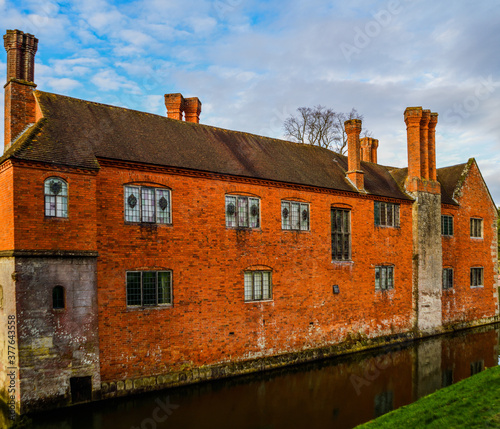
(4, 323), (500, 429)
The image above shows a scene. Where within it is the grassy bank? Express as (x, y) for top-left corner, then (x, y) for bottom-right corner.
(358, 364), (500, 428)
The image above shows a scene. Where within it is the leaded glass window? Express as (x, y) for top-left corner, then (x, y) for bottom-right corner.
(44, 177), (68, 218)
(124, 186), (171, 224)
(244, 271), (272, 301)
(331, 208), (351, 261)
(443, 268), (453, 289)
(225, 195), (260, 229)
(282, 201), (309, 231)
(470, 218), (482, 238)
(470, 267), (483, 287)
(126, 271), (172, 307)
(441, 215), (453, 236)
(375, 266), (394, 291)
(374, 201), (400, 227)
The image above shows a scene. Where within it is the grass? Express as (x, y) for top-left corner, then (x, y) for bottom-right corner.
(357, 365), (500, 428)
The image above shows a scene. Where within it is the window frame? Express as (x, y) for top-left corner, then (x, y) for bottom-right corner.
(44, 177), (68, 218)
(442, 268), (454, 290)
(225, 195), (260, 229)
(374, 201), (400, 228)
(281, 200), (310, 231)
(375, 265), (395, 291)
(470, 218), (483, 238)
(470, 267), (484, 288)
(126, 270), (173, 308)
(441, 215), (454, 236)
(124, 185), (171, 225)
(331, 208), (351, 261)
(244, 271), (272, 302)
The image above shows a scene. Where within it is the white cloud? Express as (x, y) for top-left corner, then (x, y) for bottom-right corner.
(45, 77), (82, 92)
(1, 0), (500, 202)
(90, 69), (141, 93)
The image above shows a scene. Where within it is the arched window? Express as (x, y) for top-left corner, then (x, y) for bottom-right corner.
(44, 177), (68, 218)
(52, 286), (65, 309)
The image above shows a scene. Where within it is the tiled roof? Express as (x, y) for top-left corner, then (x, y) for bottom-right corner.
(1, 91), (464, 202)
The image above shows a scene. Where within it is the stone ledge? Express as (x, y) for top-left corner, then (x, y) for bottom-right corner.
(0, 250), (98, 258)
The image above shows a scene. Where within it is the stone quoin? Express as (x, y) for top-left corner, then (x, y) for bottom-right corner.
(0, 29), (498, 415)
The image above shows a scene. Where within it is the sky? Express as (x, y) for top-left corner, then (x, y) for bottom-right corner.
(1, 0), (500, 204)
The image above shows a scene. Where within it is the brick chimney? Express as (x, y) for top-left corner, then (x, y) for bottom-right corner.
(428, 113), (438, 181)
(404, 106), (440, 193)
(360, 137), (378, 163)
(4, 29), (38, 149)
(184, 97), (202, 124)
(420, 109), (431, 179)
(345, 119), (364, 191)
(164, 93), (202, 124)
(165, 93), (184, 120)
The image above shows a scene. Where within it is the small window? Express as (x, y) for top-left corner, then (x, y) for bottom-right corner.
(244, 271), (272, 301)
(281, 201), (309, 231)
(331, 208), (351, 261)
(442, 268), (453, 290)
(441, 215), (453, 236)
(226, 195), (260, 229)
(374, 201), (400, 227)
(375, 266), (394, 291)
(470, 267), (483, 287)
(126, 271), (172, 307)
(124, 186), (171, 224)
(52, 286), (65, 309)
(45, 177), (68, 218)
(470, 218), (483, 238)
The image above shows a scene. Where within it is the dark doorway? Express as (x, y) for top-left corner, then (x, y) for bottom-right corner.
(70, 376), (92, 403)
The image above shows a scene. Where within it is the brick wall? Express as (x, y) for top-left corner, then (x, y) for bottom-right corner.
(441, 161), (498, 324)
(95, 163), (414, 381)
(0, 163), (14, 250)
(11, 164), (97, 252)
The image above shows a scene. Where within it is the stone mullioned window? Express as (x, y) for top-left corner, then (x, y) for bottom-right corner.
(124, 185), (171, 224)
(374, 201), (400, 227)
(126, 271), (172, 307)
(281, 201), (310, 231)
(225, 195), (260, 229)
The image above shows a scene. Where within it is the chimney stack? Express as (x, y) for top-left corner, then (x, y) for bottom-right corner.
(345, 119), (364, 191)
(428, 113), (438, 181)
(4, 29), (39, 148)
(164, 93), (202, 124)
(420, 110), (431, 179)
(164, 93), (184, 121)
(184, 97), (202, 124)
(404, 106), (440, 193)
(360, 137), (378, 163)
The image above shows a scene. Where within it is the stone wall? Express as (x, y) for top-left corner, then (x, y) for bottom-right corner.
(412, 191), (443, 332)
(14, 256), (100, 413)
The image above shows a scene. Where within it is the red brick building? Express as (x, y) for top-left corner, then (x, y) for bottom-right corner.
(1, 30), (498, 413)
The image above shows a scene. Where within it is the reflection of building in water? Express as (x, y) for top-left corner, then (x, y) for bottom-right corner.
(0, 29), (499, 415)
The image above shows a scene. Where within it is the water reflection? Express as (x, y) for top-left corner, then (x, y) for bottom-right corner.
(5, 324), (499, 429)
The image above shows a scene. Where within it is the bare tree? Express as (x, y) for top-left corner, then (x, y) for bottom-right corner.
(283, 106), (370, 154)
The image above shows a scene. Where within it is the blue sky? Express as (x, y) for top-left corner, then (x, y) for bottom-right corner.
(2, 0), (500, 204)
